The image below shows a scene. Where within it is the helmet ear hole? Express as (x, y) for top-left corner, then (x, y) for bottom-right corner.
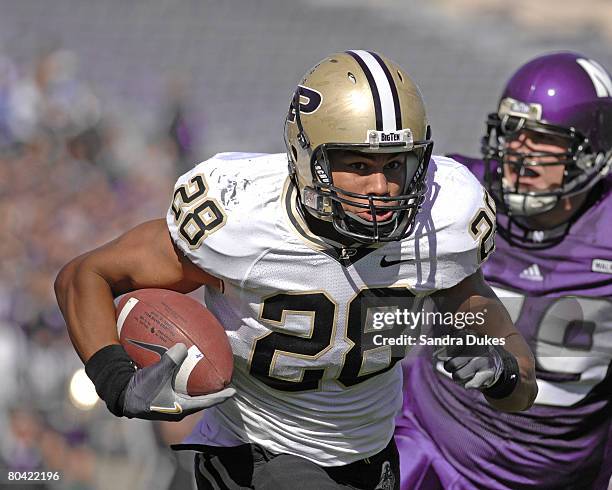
(397, 70), (404, 83)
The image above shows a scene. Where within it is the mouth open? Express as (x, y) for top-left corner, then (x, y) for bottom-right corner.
(359, 209), (394, 222)
(520, 167), (540, 178)
(504, 165), (546, 190)
(505, 162), (541, 179)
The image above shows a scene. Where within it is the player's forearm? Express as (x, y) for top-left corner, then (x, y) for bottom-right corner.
(432, 272), (538, 411)
(467, 297), (537, 412)
(54, 255), (122, 363)
(484, 331), (537, 412)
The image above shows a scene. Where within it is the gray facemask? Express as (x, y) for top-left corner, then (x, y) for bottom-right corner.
(502, 178), (558, 216)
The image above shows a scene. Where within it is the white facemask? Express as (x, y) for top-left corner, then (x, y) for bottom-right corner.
(502, 178), (558, 216)
(504, 193), (558, 216)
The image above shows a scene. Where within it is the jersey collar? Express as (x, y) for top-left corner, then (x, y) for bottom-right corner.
(282, 178), (382, 266)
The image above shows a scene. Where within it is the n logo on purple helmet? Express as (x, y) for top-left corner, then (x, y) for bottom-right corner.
(577, 58), (612, 98)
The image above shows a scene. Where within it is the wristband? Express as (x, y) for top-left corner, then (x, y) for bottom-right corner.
(85, 344), (136, 416)
(481, 346), (520, 399)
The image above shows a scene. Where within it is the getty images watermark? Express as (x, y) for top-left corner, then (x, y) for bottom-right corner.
(369, 308), (506, 347)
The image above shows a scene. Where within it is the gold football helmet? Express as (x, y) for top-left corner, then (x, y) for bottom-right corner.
(284, 50), (433, 243)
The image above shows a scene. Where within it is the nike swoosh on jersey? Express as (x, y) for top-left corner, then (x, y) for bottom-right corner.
(150, 402), (183, 414)
(379, 256), (414, 267)
(127, 339), (169, 358)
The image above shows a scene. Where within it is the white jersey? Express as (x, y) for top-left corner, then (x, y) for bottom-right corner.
(166, 152), (493, 465)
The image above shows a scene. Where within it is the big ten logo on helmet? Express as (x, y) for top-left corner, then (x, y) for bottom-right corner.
(577, 58), (612, 98)
(287, 85), (323, 123)
(380, 132), (401, 142)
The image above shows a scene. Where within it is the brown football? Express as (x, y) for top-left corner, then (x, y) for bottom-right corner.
(115, 289), (233, 396)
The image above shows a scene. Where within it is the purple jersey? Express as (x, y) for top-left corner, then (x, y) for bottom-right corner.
(398, 155), (612, 489)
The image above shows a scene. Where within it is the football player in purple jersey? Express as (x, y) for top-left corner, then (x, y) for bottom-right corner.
(395, 51), (612, 489)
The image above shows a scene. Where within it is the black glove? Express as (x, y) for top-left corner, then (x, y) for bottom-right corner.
(86, 343), (235, 421)
(433, 328), (519, 398)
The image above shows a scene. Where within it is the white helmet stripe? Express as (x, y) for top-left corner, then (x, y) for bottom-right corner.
(349, 50), (398, 131)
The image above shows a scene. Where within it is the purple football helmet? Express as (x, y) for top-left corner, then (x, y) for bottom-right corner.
(482, 51), (612, 248)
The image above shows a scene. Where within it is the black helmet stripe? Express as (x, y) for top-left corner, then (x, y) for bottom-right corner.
(346, 50), (383, 131)
(346, 50), (400, 132)
(368, 51), (402, 130)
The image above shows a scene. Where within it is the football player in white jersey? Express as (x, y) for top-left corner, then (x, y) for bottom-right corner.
(55, 51), (537, 490)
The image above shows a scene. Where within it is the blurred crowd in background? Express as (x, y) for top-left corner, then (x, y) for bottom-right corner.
(0, 47), (202, 489)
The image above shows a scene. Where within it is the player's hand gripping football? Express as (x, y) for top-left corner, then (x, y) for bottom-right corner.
(122, 343), (235, 421)
(434, 328), (519, 394)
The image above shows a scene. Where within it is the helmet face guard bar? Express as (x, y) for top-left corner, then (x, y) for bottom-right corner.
(301, 140), (432, 243)
(481, 112), (611, 248)
(483, 113), (607, 202)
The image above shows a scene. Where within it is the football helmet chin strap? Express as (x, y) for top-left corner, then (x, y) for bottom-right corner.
(499, 149), (612, 218)
(501, 175), (559, 217)
(301, 182), (425, 244)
